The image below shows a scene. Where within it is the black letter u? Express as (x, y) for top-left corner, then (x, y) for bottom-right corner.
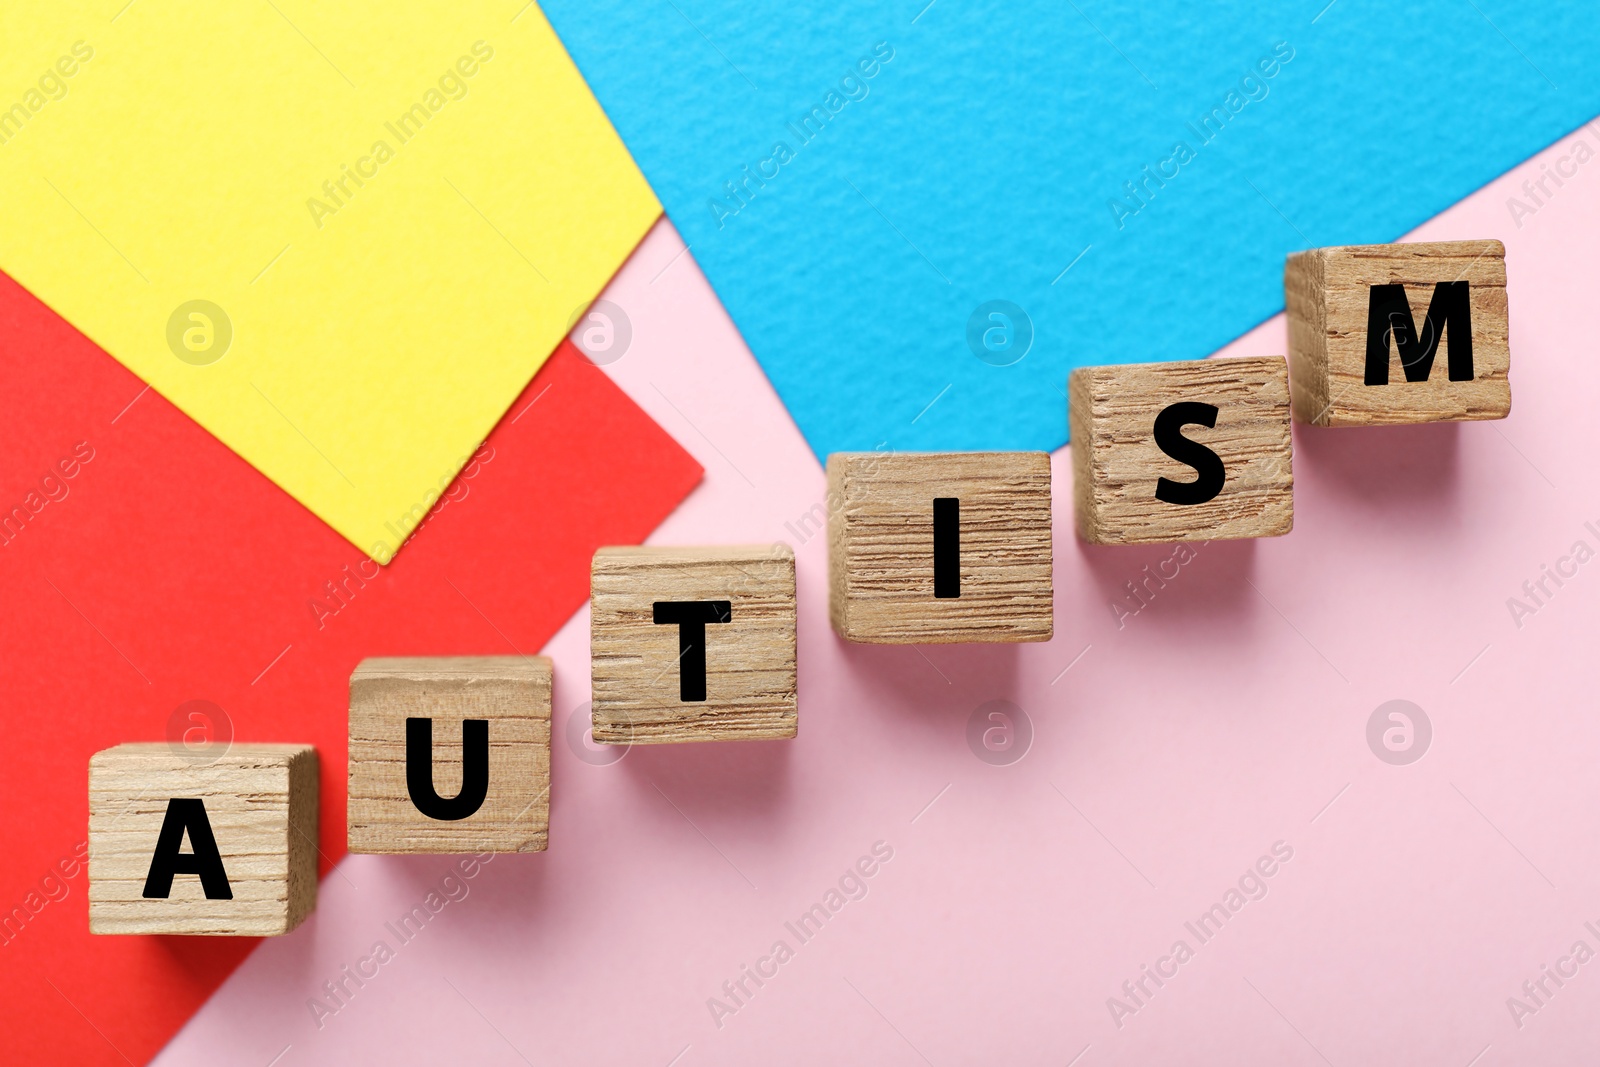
(406, 717), (489, 821)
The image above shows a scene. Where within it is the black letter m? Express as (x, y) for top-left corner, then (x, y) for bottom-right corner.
(1364, 281), (1473, 385)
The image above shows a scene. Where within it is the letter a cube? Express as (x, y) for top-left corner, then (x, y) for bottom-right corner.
(348, 656), (552, 854)
(826, 452), (1053, 643)
(1285, 240), (1511, 425)
(1070, 357), (1293, 544)
(591, 545), (797, 743)
(88, 744), (318, 935)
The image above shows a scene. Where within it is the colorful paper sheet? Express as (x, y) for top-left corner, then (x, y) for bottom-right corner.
(0, 265), (701, 1065)
(0, 1), (659, 560)
(539, 0), (1600, 456)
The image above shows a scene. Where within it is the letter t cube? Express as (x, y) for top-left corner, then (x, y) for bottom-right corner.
(591, 545), (797, 743)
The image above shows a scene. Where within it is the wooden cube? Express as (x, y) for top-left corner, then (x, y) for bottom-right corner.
(88, 744), (317, 935)
(591, 545), (796, 743)
(1070, 356), (1293, 545)
(1285, 239), (1511, 425)
(348, 656), (552, 854)
(827, 452), (1053, 644)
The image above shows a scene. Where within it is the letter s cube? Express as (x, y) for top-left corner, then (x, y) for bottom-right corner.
(1070, 357), (1294, 544)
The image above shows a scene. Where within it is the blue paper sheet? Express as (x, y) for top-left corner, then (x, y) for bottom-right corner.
(542, 0), (1598, 454)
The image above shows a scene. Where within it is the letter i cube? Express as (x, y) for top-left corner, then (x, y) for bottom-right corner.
(826, 451), (1053, 643)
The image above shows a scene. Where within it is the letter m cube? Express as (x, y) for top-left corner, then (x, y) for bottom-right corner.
(1285, 240), (1511, 425)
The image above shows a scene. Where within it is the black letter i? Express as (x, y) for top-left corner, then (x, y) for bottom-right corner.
(934, 498), (960, 598)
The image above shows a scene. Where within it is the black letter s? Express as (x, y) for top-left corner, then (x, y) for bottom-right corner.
(1153, 402), (1225, 505)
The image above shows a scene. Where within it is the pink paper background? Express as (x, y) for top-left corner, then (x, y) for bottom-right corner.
(155, 120), (1600, 1066)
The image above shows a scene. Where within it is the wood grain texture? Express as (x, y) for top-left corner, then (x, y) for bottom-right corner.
(591, 545), (797, 743)
(1070, 356), (1293, 545)
(1285, 239), (1511, 425)
(827, 452), (1052, 643)
(88, 744), (317, 936)
(348, 656), (551, 854)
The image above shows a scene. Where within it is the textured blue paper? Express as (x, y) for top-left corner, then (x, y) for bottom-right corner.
(542, 1), (1598, 455)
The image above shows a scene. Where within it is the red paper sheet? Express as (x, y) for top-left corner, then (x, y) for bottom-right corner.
(0, 271), (702, 1065)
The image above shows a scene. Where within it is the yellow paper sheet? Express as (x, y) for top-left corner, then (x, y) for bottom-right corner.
(0, 2), (658, 562)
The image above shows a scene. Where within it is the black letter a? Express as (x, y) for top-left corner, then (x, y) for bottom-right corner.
(143, 798), (233, 899)
(406, 717), (489, 821)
